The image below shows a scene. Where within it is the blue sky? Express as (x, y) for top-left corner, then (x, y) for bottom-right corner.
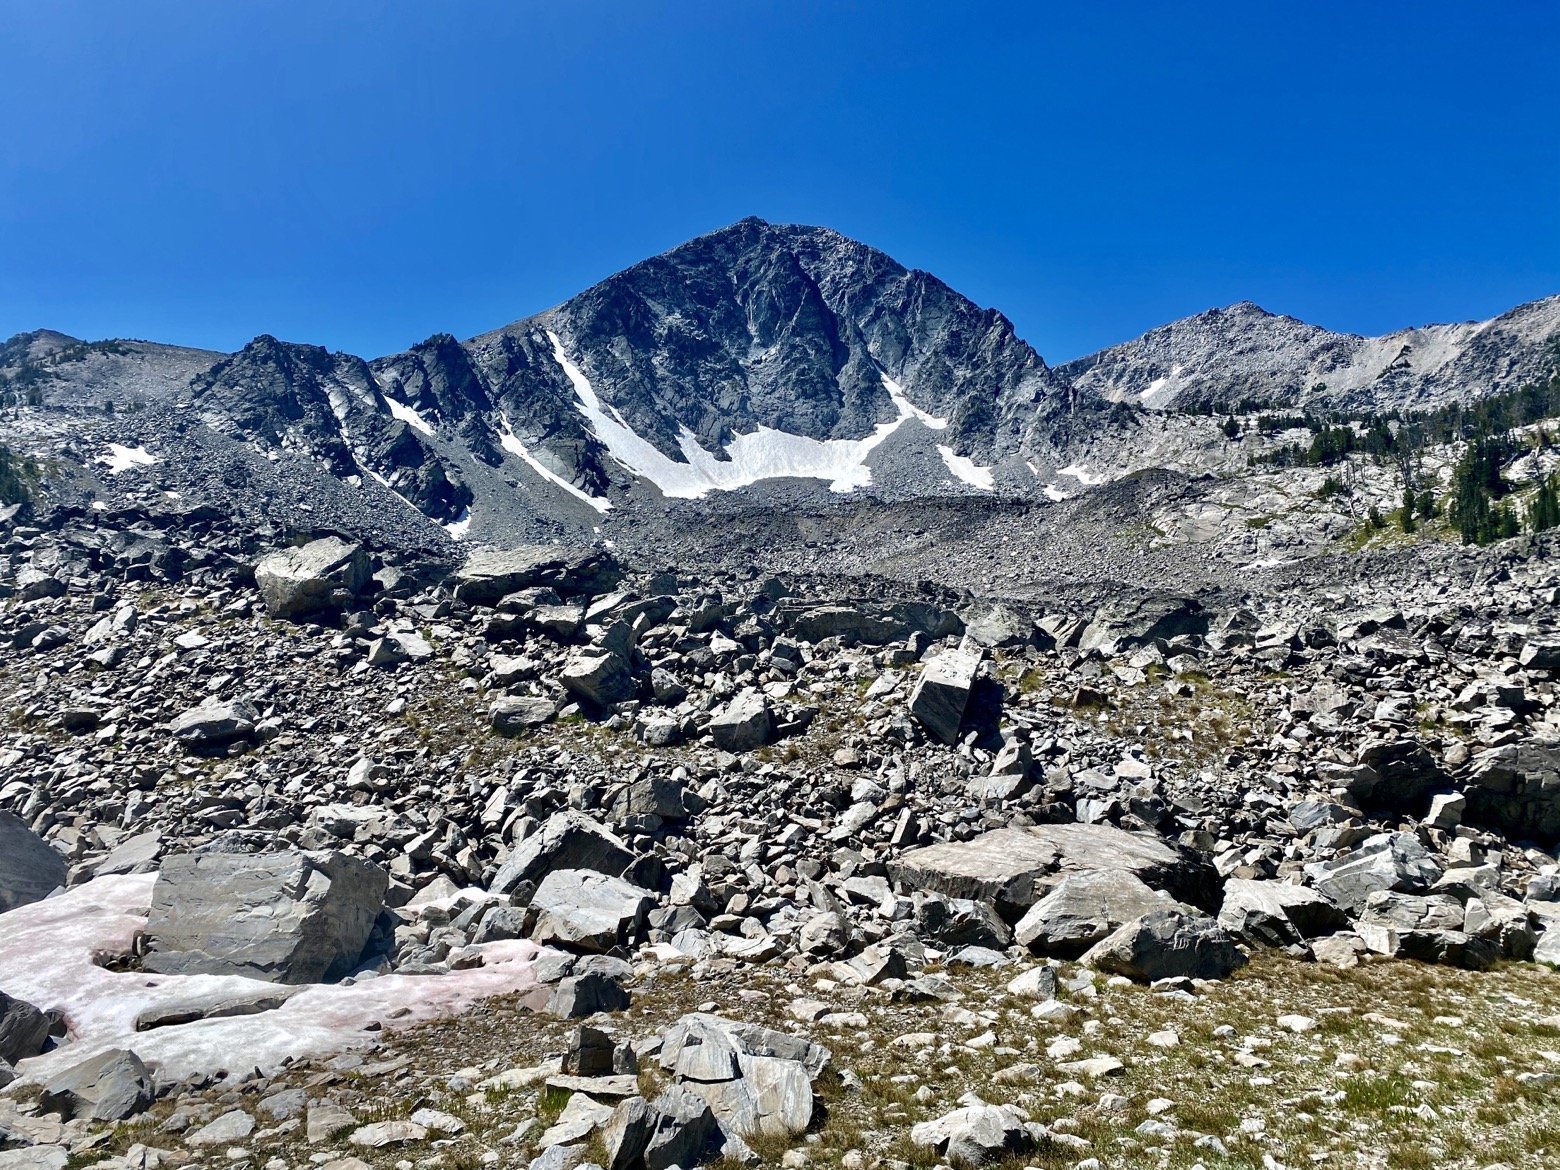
(2, 2), (1557, 362)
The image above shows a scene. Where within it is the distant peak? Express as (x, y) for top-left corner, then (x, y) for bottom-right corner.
(1220, 300), (1272, 317)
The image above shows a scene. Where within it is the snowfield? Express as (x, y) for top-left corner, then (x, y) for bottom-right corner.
(546, 332), (991, 497)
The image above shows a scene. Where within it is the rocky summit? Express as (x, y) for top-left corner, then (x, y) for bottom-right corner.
(3, 220), (1560, 1170)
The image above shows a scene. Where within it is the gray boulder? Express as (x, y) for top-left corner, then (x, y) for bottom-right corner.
(454, 546), (622, 606)
(0, 812), (66, 913)
(910, 1104), (1039, 1169)
(366, 629), (432, 667)
(1355, 891), (1499, 970)
(546, 972), (631, 1019)
(490, 695), (558, 735)
(708, 689), (772, 752)
(890, 821), (1222, 917)
(1464, 741), (1560, 840)
(532, 870), (654, 953)
(1014, 870), (1188, 957)
(1082, 909), (1247, 982)
(560, 650), (637, 708)
(255, 537), (370, 620)
(142, 849), (388, 984)
(0, 991), (50, 1065)
(491, 811), (634, 898)
(40, 1049), (154, 1121)
(170, 698), (260, 751)
(601, 1086), (716, 1170)
(908, 642), (983, 744)
(1217, 878), (1351, 948)
(1304, 832), (1443, 913)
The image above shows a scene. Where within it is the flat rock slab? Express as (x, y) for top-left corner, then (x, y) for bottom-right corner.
(890, 822), (1222, 915)
(142, 849), (388, 984)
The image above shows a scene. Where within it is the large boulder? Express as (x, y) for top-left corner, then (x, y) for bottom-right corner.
(1078, 592), (1206, 654)
(601, 1085), (718, 1170)
(1218, 878), (1350, 948)
(141, 849), (388, 984)
(1014, 870), (1189, 957)
(1304, 832), (1443, 914)
(660, 1015), (828, 1141)
(0, 991), (50, 1065)
(1348, 737), (1445, 808)
(777, 600), (961, 645)
(1463, 741), (1560, 842)
(0, 812), (66, 913)
(169, 699), (260, 752)
(39, 1049), (154, 1121)
(908, 642), (983, 744)
(531, 870), (654, 953)
(491, 811), (635, 898)
(708, 689), (772, 752)
(890, 822), (1221, 919)
(255, 537), (370, 620)
(560, 650), (637, 708)
(1082, 909), (1247, 982)
(1355, 891), (1499, 970)
(910, 1104), (1040, 1169)
(454, 546), (621, 606)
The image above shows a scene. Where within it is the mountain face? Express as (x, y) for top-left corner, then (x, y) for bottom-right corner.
(1062, 296), (1560, 413)
(6, 220), (1559, 545)
(452, 217), (1071, 503)
(191, 336), (474, 523)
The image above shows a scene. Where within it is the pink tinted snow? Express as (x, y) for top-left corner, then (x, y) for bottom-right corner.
(0, 874), (543, 1083)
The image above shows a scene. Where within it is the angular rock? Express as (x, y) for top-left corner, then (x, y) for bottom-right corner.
(532, 870), (654, 953)
(169, 699), (260, 751)
(1304, 832), (1443, 914)
(908, 642), (983, 744)
(1217, 878), (1350, 948)
(0, 991), (50, 1065)
(890, 822), (1221, 917)
(708, 689), (772, 752)
(547, 972), (631, 1018)
(454, 546), (622, 606)
(0, 812), (66, 914)
(910, 1104), (1037, 1169)
(39, 1048), (153, 1121)
(255, 537), (370, 620)
(561, 650), (637, 708)
(491, 695), (558, 735)
(1082, 909), (1247, 982)
(491, 811), (634, 897)
(1015, 870), (1188, 957)
(142, 849), (388, 983)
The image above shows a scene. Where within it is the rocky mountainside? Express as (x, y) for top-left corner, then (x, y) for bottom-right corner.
(7, 222), (1560, 1170)
(1061, 295), (1560, 414)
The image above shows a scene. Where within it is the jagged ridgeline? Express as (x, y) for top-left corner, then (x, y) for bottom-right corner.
(2, 217), (1558, 551)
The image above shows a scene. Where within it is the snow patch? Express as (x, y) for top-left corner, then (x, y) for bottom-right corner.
(936, 445), (994, 491)
(96, 444), (158, 474)
(0, 875), (544, 1085)
(1044, 484), (1071, 502)
(1059, 462), (1107, 486)
(444, 510), (473, 539)
(498, 418), (612, 513)
(545, 332), (950, 498)
(882, 373), (947, 429)
(1141, 364), (1184, 408)
(384, 396), (435, 436)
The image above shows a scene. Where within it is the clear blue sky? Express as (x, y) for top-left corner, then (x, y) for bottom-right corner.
(3, 2), (1557, 363)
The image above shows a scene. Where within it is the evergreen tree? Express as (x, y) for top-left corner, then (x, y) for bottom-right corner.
(1531, 472), (1560, 533)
